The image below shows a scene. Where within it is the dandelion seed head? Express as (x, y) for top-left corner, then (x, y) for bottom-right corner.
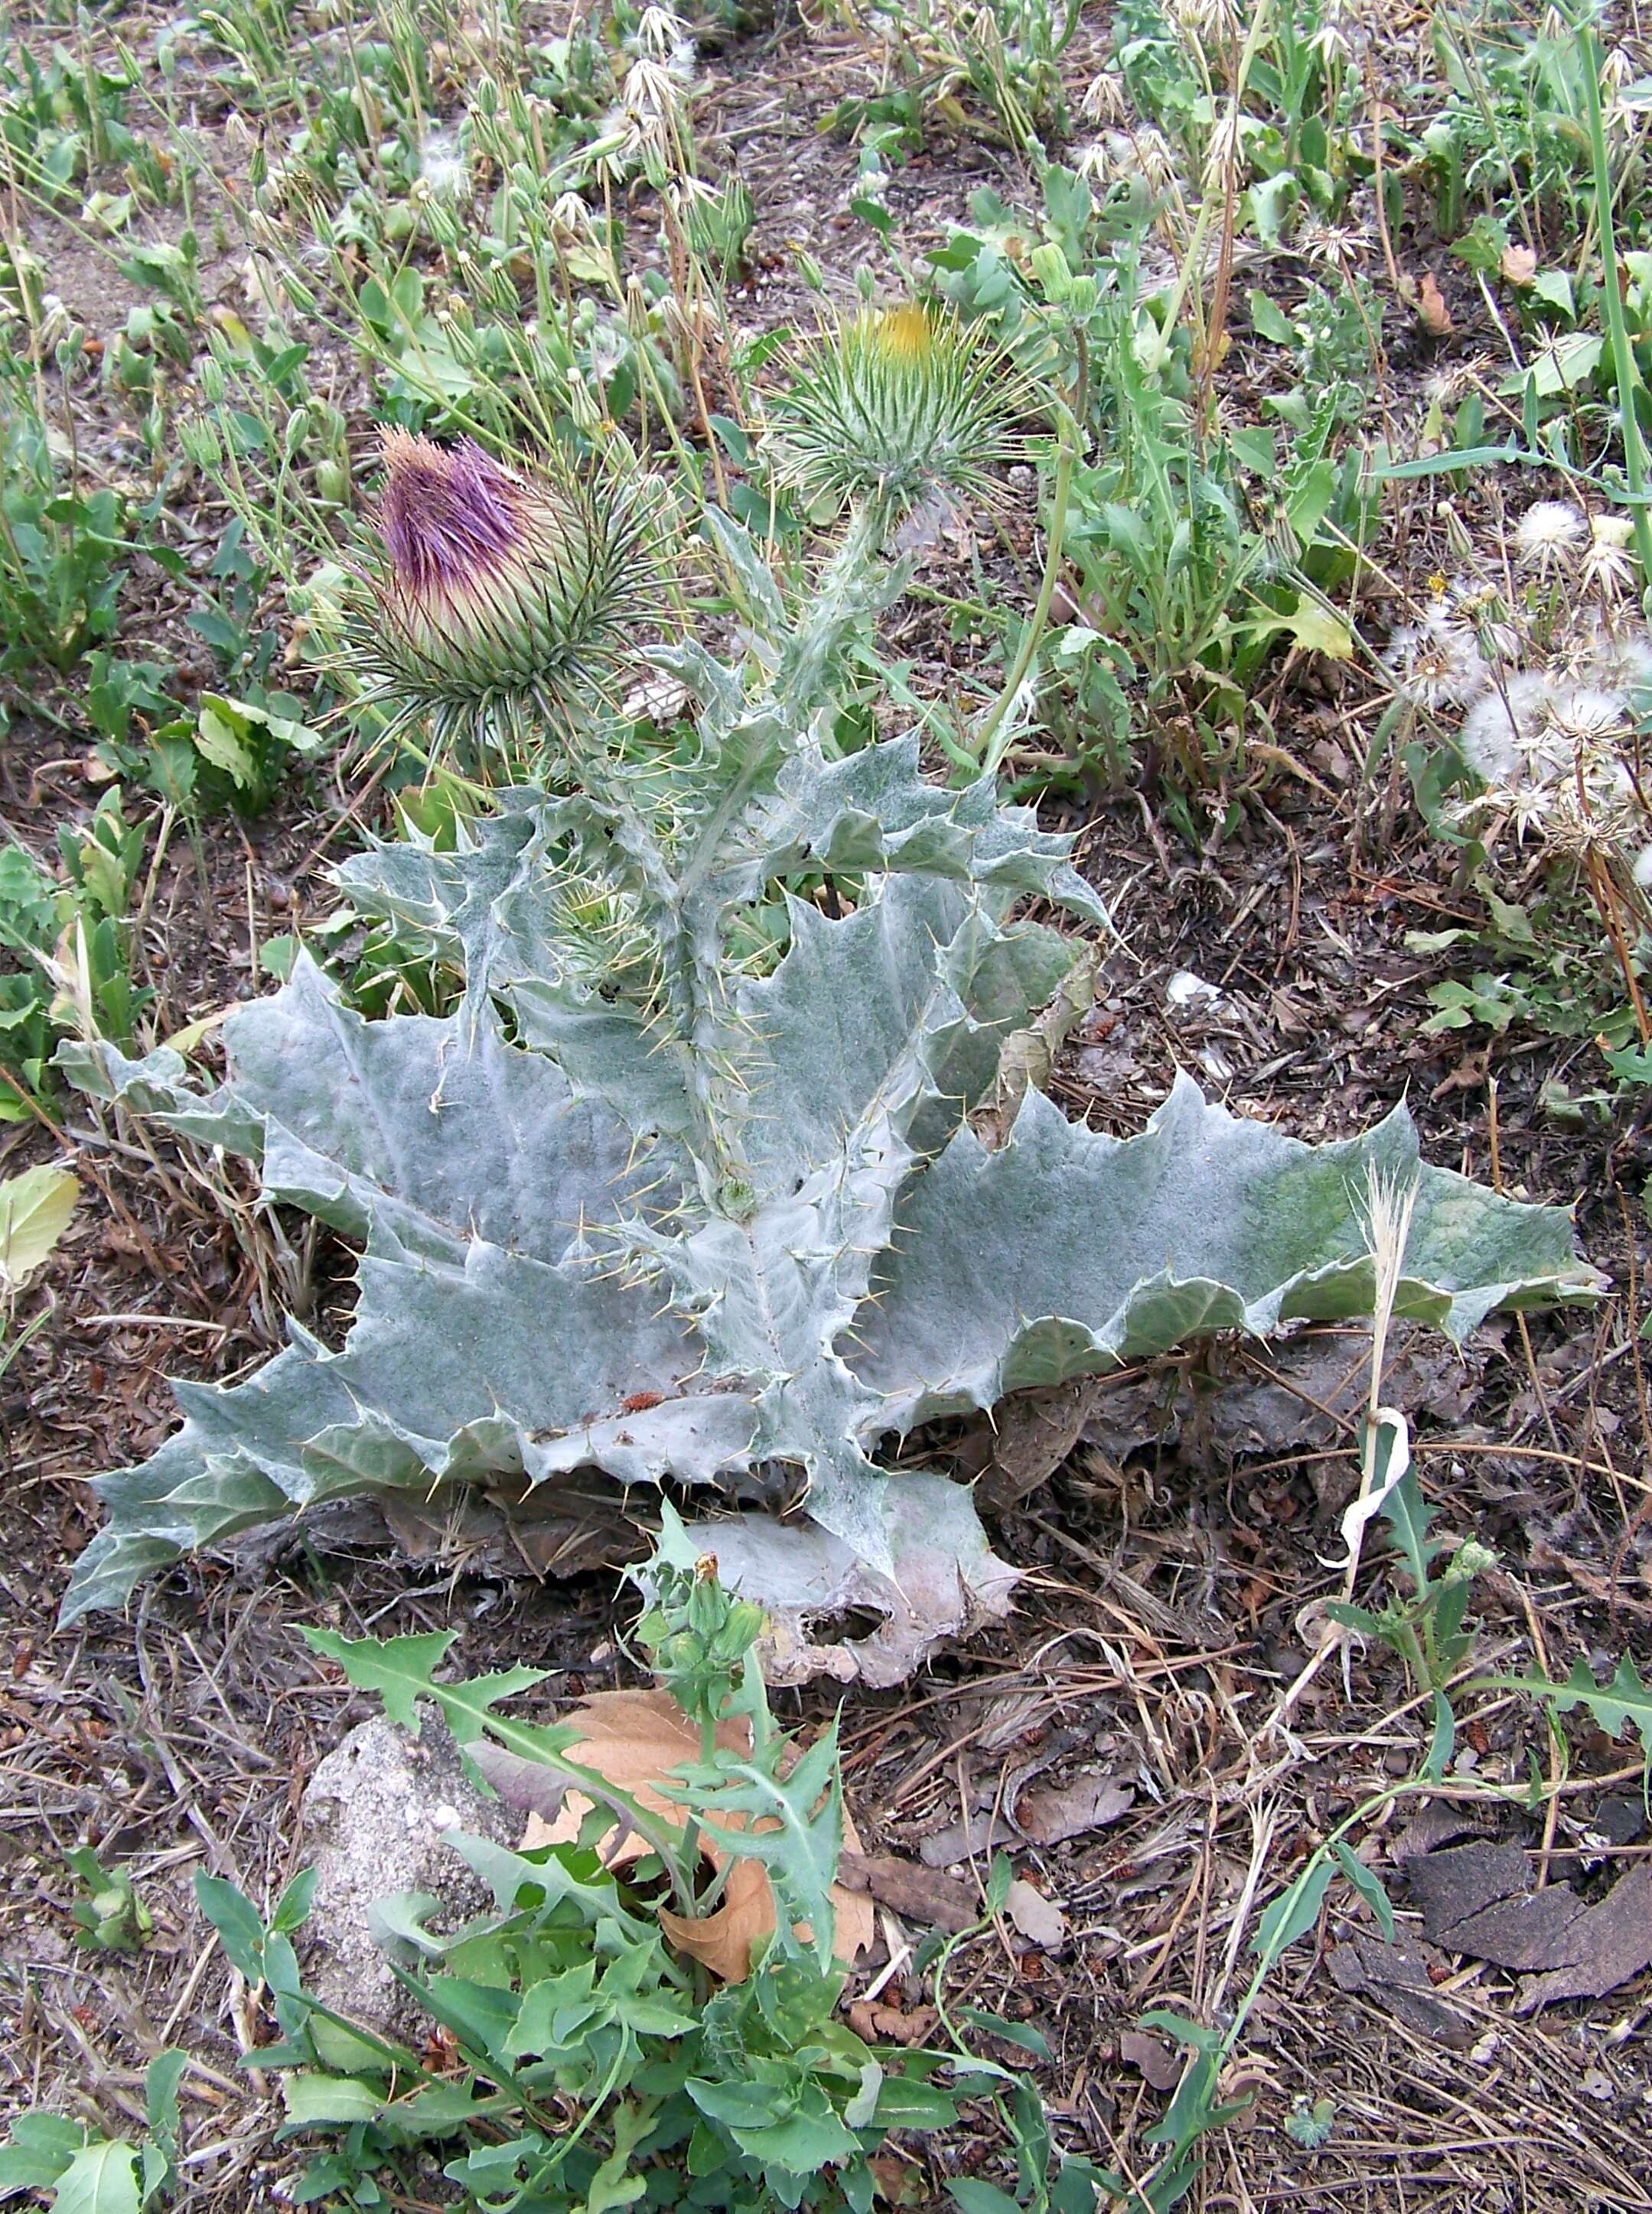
(624, 54), (678, 118)
(1458, 671), (1553, 782)
(1202, 111), (1244, 180)
(1169, 0), (1239, 50)
(636, 5), (685, 58)
(419, 127), (469, 198)
(1514, 499), (1586, 572)
(1547, 685), (1631, 748)
(1446, 576), (1520, 664)
(1384, 609), (1489, 710)
(1302, 223), (1364, 273)
(1310, 8), (1352, 63)
(1586, 621), (1652, 691)
(1100, 126), (1175, 190)
(549, 191), (595, 243)
(1583, 510), (1639, 604)
(1081, 71), (1127, 123)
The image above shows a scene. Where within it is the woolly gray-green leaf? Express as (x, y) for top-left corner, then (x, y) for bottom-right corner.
(851, 1078), (1597, 1430)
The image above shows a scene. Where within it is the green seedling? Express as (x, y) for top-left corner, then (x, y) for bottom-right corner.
(65, 1846), (154, 1955)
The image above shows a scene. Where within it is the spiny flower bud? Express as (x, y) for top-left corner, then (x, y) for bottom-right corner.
(768, 302), (1034, 526)
(360, 429), (661, 763)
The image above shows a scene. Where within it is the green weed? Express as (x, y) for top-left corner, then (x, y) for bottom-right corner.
(0, 364), (129, 680)
(0, 791), (151, 1117)
(172, 1524), (1083, 2212)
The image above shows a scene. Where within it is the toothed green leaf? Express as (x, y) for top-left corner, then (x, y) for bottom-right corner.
(1484, 1654), (1652, 1769)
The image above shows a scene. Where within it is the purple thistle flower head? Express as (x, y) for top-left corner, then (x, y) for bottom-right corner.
(378, 429), (526, 599)
(360, 427), (665, 765)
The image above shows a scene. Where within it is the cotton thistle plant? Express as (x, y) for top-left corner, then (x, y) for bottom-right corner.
(767, 303), (1034, 537)
(354, 428), (663, 771)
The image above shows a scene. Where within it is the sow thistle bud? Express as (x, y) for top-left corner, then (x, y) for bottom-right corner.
(768, 302), (1035, 525)
(358, 428), (662, 762)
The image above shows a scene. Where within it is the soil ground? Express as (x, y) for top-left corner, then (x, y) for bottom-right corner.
(2, 5), (1651, 2211)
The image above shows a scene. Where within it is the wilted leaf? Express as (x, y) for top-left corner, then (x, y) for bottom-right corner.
(838, 1850), (978, 1934)
(658, 1863), (781, 1982)
(0, 1164), (79, 1290)
(918, 1810), (1019, 1869)
(846, 2000), (940, 2048)
(1015, 1773), (1134, 1845)
(1416, 272), (1452, 333)
(1003, 1878), (1067, 1949)
(683, 1473), (1018, 1689)
(1118, 2029), (1181, 2092)
(1500, 243), (1538, 285)
(1326, 1936), (1471, 2046)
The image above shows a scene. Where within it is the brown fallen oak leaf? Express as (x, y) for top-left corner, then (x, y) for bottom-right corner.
(1118, 2027), (1182, 2092)
(1406, 1837), (1652, 2010)
(1016, 1773), (1135, 1846)
(918, 1808), (1019, 1868)
(847, 1999), (940, 2048)
(1004, 1877), (1068, 1951)
(867, 2153), (927, 2206)
(509, 1687), (874, 1982)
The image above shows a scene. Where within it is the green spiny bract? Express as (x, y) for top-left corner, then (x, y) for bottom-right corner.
(59, 504), (1599, 1668)
(354, 428), (663, 770)
(768, 302), (1034, 527)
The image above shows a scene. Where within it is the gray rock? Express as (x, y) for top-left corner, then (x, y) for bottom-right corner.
(298, 1709), (516, 2037)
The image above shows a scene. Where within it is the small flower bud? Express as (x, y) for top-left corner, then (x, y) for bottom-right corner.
(1029, 243), (1074, 302)
(178, 415), (223, 471)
